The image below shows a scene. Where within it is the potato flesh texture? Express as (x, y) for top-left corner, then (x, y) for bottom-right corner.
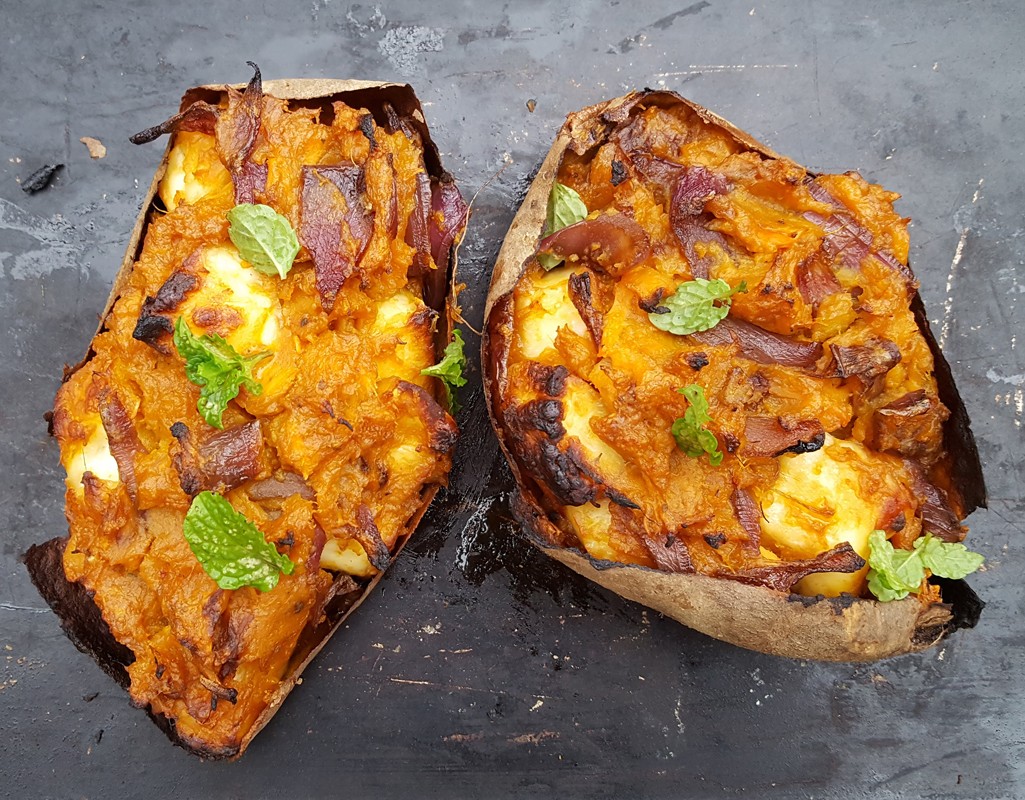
(54, 99), (453, 751)
(505, 101), (947, 594)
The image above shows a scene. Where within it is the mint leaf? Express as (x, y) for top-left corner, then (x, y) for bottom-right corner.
(183, 491), (294, 592)
(648, 278), (747, 336)
(671, 384), (723, 466)
(538, 182), (587, 270)
(227, 203), (300, 279)
(915, 534), (985, 580)
(173, 317), (269, 429)
(421, 329), (467, 413)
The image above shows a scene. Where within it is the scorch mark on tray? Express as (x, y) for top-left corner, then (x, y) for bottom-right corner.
(612, 1), (710, 53)
(939, 178), (984, 349)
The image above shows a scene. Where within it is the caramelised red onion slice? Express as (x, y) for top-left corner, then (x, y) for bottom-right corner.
(669, 167), (733, 279)
(804, 180), (914, 283)
(407, 172), (433, 273)
(693, 317), (823, 370)
(300, 164), (375, 309)
(538, 213), (650, 276)
(743, 416), (826, 458)
(717, 542), (866, 593)
(429, 178), (468, 274)
(170, 420), (264, 497)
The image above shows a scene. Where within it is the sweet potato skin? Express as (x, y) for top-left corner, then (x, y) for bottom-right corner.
(482, 90), (985, 662)
(26, 77), (462, 758)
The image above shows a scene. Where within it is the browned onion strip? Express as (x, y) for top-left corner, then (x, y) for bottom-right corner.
(216, 62), (265, 204)
(98, 390), (142, 499)
(743, 416), (826, 458)
(693, 317), (823, 370)
(170, 421), (264, 497)
(537, 214), (650, 276)
(718, 542), (866, 593)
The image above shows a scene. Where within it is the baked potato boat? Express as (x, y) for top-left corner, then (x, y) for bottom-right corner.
(26, 66), (468, 758)
(483, 90), (986, 661)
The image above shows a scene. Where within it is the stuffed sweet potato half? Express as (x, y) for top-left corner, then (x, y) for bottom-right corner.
(483, 90), (986, 662)
(26, 67), (468, 758)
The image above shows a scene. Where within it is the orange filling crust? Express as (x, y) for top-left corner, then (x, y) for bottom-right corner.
(54, 87), (456, 751)
(497, 99), (966, 601)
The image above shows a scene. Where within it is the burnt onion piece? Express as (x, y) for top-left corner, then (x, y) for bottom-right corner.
(483, 89), (987, 662)
(169, 421), (264, 497)
(131, 62), (266, 204)
(742, 416), (826, 458)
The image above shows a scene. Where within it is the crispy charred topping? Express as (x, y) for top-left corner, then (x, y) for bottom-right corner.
(54, 75), (461, 755)
(132, 267), (201, 352)
(491, 91), (974, 601)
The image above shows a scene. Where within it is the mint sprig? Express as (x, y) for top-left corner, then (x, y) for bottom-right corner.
(421, 329), (467, 413)
(671, 384), (723, 466)
(538, 182), (588, 270)
(867, 529), (984, 602)
(173, 317), (269, 429)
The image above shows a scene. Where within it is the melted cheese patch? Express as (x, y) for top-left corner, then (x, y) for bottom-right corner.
(63, 416), (119, 491)
(159, 131), (231, 212)
(185, 246), (283, 352)
(561, 377), (628, 482)
(758, 434), (883, 596)
(371, 289), (433, 385)
(515, 268), (588, 360)
(565, 502), (618, 562)
(320, 538), (376, 577)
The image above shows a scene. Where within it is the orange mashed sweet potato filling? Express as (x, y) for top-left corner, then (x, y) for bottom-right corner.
(54, 88), (455, 752)
(498, 99), (963, 602)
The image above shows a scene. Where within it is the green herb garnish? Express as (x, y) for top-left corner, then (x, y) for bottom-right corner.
(421, 329), (468, 413)
(648, 278), (747, 336)
(671, 384), (722, 466)
(183, 491), (294, 592)
(226, 203), (300, 279)
(173, 317), (269, 429)
(538, 182), (588, 270)
(867, 529), (985, 602)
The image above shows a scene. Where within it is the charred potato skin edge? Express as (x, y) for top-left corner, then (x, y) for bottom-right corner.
(26, 78), (463, 760)
(482, 89), (986, 662)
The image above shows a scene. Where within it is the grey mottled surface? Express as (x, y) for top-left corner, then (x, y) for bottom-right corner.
(1, 1), (1023, 798)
